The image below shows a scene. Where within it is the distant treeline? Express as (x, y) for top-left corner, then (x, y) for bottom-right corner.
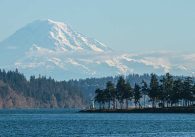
(0, 69), (195, 109)
(0, 69), (85, 108)
(94, 73), (195, 109)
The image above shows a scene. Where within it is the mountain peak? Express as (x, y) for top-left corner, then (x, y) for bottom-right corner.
(0, 19), (194, 80)
(34, 19), (70, 30)
(1, 19), (110, 52)
(47, 19), (67, 26)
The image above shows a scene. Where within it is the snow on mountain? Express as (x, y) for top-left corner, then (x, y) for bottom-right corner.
(0, 19), (194, 80)
(1, 19), (110, 52)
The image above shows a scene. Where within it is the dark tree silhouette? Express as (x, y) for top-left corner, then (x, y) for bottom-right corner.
(116, 76), (126, 109)
(141, 80), (148, 108)
(123, 82), (133, 109)
(133, 84), (142, 108)
(148, 74), (159, 108)
(93, 73), (195, 110)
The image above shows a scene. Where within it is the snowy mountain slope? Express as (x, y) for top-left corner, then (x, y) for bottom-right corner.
(0, 19), (194, 80)
(1, 19), (110, 52)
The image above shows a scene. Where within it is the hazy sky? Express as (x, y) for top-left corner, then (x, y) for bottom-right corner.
(0, 0), (195, 53)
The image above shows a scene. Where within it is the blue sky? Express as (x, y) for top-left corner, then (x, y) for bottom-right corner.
(0, 0), (195, 53)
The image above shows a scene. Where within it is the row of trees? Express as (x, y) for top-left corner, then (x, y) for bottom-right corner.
(0, 69), (85, 108)
(94, 73), (195, 109)
(0, 69), (153, 108)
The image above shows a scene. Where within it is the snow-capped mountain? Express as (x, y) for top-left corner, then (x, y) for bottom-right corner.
(1, 19), (110, 52)
(0, 19), (194, 80)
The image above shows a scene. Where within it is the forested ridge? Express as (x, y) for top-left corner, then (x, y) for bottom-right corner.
(0, 69), (85, 108)
(0, 69), (194, 109)
(0, 69), (152, 108)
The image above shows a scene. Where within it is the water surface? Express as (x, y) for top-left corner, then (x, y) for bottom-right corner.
(0, 109), (194, 137)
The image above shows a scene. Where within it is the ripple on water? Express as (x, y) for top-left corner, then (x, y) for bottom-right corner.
(0, 109), (194, 137)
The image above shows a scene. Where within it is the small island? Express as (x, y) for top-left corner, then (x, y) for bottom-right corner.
(81, 73), (195, 113)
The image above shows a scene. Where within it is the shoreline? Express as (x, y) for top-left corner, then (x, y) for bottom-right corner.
(80, 107), (195, 113)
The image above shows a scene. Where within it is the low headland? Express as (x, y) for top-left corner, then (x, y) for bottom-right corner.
(80, 73), (195, 113)
(80, 106), (195, 113)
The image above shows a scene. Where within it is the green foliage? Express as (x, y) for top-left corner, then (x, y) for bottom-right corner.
(148, 74), (159, 108)
(0, 69), (194, 109)
(116, 76), (126, 105)
(0, 69), (85, 108)
(94, 73), (195, 109)
(133, 84), (142, 108)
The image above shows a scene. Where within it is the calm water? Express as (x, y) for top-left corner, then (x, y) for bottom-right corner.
(0, 109), (194, 137)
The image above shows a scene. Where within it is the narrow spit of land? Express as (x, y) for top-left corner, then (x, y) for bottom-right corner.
(80, 107), (195, 113)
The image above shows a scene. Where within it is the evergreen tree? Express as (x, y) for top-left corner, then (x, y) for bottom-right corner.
(95, 88), (103, 109)
(141, 80), (148, 108)
(171, 79), (183, 106)
(116, 76), (126, 109)
(148, 74), (159, 108)
(133, 84), (142, 108)
(105, 81), (116, 109)
(182, 77), (193, 106)
(123, 82), (133, 109)
(163, 73), (174, 107)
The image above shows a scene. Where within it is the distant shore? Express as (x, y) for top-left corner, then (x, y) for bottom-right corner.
(80, 107), (195, 113)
